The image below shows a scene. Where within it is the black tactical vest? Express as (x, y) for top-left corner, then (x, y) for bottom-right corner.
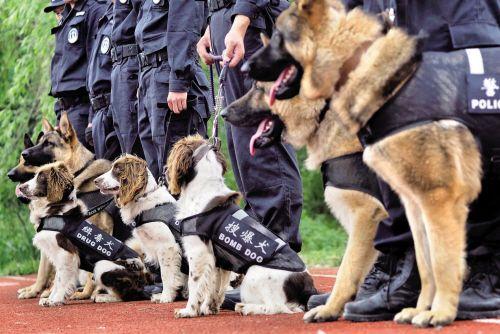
(360, 47), (500, 174)
(180, 203), (306, 274)
(134, 203), (189, 274)
(38, 212), (138, 273)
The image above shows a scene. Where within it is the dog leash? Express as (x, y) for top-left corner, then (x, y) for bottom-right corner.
(209, 55), (230, 152)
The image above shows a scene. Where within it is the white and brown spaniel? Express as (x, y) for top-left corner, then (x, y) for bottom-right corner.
(95, 155), (187, 303)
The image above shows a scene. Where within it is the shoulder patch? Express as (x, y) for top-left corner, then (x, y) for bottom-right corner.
(75, 11), (86, 17)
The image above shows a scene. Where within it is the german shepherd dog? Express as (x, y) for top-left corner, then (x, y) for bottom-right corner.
(223, 77), (388, 321)
(238, 0), (500, 327)
(18, 162), (151, 306)
(7, 133), (55, 299)
(15, 113), (117, 301)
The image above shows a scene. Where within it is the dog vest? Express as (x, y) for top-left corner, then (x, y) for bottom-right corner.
(180, 203), (306, 274)
(134, 203), (189, 274)
(360, 47), (500, 174)
(321, 152), (382, 203)
(38, 211), (139, 272)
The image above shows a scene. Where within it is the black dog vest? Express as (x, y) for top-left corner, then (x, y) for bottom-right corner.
(321, 152), (382, 203)
(180, 203), (306, 274)
(38, 213), (139, 272)
(134, 203), (189, 274)
(360, 47), (500, 173)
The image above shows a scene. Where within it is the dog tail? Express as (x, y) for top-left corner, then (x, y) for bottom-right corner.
(283, 271), (319, 308)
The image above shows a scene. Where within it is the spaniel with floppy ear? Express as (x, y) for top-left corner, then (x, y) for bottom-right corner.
(95, 155), (187, 303)
(168, 135), (317, 318)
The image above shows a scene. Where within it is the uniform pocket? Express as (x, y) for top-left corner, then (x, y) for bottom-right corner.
(66, 15), (86, 48)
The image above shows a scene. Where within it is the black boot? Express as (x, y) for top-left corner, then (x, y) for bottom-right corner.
(307, 252), (392, 310)
(221, 288), (241, 311)
(343, 247), (420, 322)
(457, 253), (500, 319)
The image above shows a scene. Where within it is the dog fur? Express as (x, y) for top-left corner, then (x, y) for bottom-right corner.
(166, 135), (317, 318)
(250, 0), (483, 327)
(225, 80), (388, 320)
(95, 155), (187, 303)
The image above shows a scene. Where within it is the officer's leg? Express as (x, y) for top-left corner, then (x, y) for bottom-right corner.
(103, 106), (121, 161)
(65, 102), (92, 150)
(111, 57), (143, 156)
(138, 67), (159, 179)
(210, 10), (303, 251)
(91, 108), (107, 159)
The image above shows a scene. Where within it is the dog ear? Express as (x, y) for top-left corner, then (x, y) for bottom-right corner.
(297, 0), (344, 28)
(260, 33), (270, 47)
(116, 157), (148, 207)
(166, 136), (204, 195)
(41, 118), (54, 133)
(58, 112), (78, 146)
(23, 134), (34, 149)
(36, 131), (44, 144)
(46, 164), (74, 203)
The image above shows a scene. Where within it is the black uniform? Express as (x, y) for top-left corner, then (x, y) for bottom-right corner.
(208, 0), (304, 252)
(135, 0), (211, 179)
(50, 0), (107, 149)
(110, 0), (143, 155)
(343, 0), (500, 254)
(87, 1), (120, 160)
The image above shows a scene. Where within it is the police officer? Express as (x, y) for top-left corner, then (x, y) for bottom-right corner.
(135, 0), (211, 180)
(197, 1), (303, 252)
(309, 0), (500, 321)
(49, 0), (107, 149)
(87, 0), (120, 160)
(43, 0), (65, 21)
(110, 0), (143, 156)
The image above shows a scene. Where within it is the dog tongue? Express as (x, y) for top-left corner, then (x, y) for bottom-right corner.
(269, 67), (290, 106)
(249, 118), (269, 156)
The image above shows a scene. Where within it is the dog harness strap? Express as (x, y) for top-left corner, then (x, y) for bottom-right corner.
(77, 190), (114, 218)
(135, 203), (178, 231)
(181, 203), (306, 274)
(321, 152), (383, 203)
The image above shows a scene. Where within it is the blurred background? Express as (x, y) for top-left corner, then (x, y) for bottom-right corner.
(0, 1), (346, 275)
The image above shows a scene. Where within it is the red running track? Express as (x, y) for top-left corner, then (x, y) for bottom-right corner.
(0, 269), (498, 334)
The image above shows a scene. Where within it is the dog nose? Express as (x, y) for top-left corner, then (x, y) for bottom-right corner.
(7, 169), (15, 181)
(240, 61), (251, 74)
(94, 178), (101, 187)
(220, 108), (228, 119)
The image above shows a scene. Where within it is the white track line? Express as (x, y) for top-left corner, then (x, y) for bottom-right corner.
(474, 319), (500, 324)
(311, 274), (337, 278)
(4, 276), (35, 282)
(0, 282), (19, 287)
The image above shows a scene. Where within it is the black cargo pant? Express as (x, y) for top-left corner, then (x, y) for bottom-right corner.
(111, 56), (143, 156)
(91, 104), (121, 161)
(55, 98), (92, 151)
(210, 8), (303, 252)
(138, 58), (209, 180)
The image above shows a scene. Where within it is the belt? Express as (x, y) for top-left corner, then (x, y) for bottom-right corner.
(138, 50), (168, 70)
(90, 93), (111, 111)
(57, 95), (90, 110)
(111, 43), (139, 63)
(209, 0), (234, 12)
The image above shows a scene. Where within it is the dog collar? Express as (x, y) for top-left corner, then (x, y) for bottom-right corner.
(193, 144), (215, 165)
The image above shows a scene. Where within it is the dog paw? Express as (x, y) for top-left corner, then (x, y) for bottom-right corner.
(200, 302), (219, 316)
(394, 307), (421, 324)
(40, 288), (51, 298)
(174, 308), (198, 318)
(151, 293), (174, 304)
(94, 293), (121, 303)
(18, 288), (40, 299)
(303, 306), (340, 323)
(411, 310), (455, 328)
(39, 298), (63, 307)
(69, 291), (91, 300)
(235, 303), (247, 315)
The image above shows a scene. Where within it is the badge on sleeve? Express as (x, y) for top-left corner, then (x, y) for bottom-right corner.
(153, 0), (161, 4)
(68, 28), (79, 44)
(100, 36), (110, 54)
(467, 74), (500, 114)
(120, 0), (128, 3)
